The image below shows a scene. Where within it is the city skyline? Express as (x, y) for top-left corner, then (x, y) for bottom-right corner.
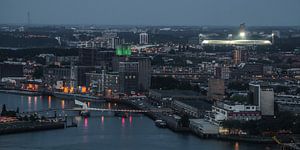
(0, 0), (300, 26)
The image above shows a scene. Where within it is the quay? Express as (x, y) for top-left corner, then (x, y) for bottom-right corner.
(121, 97), (190, 132)
(52, 92), (105, 102)
(120, 97), (282, 143)
(0, 89), (40, 96)
(0, 120), (65, 135)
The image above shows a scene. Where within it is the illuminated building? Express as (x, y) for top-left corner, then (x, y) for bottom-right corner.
(202, 40), (272, 46)
(201, 23), (272, 46)
(232, 49), (248, 65)
(116, 45), (132, 56)
(85, 71), (119, 95)
(119, 61), (139, 93)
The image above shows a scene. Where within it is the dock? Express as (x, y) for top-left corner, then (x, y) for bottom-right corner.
(0, 121), (65, 135)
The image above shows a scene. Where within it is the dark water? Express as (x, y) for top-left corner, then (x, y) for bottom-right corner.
(0, 93), (277, 150)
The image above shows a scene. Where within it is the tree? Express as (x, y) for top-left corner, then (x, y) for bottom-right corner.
(179, 113), (190, 127)
(1, 104), (7, 112)
(1, 104), (7, 116)
(16, 107), (19, 113)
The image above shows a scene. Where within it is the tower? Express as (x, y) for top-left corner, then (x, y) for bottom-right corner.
(27, 11), (31, 25)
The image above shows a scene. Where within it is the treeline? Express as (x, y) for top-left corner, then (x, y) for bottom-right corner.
(0, 48), (79, 60)
(222, 111), (300, 135)
(0, 33), (59, 48)
(151, 76), (199, 91)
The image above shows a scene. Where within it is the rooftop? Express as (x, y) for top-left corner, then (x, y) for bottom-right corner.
(202, 40), (272, 46)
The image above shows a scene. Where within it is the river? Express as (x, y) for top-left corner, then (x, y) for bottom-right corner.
(0, 93), (278, 150)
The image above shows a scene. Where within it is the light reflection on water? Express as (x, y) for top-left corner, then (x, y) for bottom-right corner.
(48, 96), (51, 108)
(84, 117), (88, 128)
(122, 117), (125, 127)
(27, 96), (32, 111)
(235, 142), (239, 150)
(101, 116), (104, 124)
(61, 99), (65, 109)
(129, 115), (133, 124)
(34, 96), (37, 110)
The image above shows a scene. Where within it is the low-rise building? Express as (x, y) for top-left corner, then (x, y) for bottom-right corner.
(207, 101), (261, 125)
(189, 119), (219, 137)
(275, 95), (300, 114)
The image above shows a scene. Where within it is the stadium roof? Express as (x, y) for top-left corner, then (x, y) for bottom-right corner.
(202, 40), (272, 46)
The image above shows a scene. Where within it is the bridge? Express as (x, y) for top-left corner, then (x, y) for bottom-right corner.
(21, 99), (172, 115)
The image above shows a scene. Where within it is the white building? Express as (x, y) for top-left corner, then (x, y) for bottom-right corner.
(207, 101), (261, 125)
(139, 33), (149, 45)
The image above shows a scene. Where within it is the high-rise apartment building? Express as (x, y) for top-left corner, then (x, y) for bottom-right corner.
(139, 33), (149, 45)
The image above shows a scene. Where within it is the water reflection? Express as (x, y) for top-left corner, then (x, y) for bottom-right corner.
(234, 142), (239, 150)
(28, 96), (32, 111)
(101, 116), (104, 124)
(34, 96), (37, 110)
(122, 117), (125, 127)
(61, 100), (65, 109)
(48, 96), (52, 108)
(129, 115), (133, 124)
(75, 116), (82, 123)
(0, 93), (278, 150)
(84, 117), (88, 128)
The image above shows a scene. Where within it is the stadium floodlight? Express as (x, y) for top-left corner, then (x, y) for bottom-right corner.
(239, 32), (246, 38)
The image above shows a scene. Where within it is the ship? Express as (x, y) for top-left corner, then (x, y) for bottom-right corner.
(155, 120), (167, 128)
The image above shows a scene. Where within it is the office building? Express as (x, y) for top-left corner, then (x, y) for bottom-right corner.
(113, 56), (151, 92)
(208, 101), (261, 124)
(79, 49), (115, 69)
(130, 57), (151, 91)
(119, 61), (139, 93)
(0, 62), (24, 79)
(207, 78), (225, 101)
(249, 83), (274, 116)
(215, 66), (230, 80)
(85, 71), (119, 96)
(111, 37), (124, 49)
(232, 49), (248, 65)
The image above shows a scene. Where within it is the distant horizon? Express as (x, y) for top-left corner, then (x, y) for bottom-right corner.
(1, 23), (300, 28)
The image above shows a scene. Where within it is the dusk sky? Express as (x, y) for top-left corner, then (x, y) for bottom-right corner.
(0, 0), (300, 26)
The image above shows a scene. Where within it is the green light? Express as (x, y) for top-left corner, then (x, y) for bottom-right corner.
(116, 48), (123, 56)
(116, 45), (131, 56)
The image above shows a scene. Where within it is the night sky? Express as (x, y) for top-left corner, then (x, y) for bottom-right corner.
(0, 0), (299, 26)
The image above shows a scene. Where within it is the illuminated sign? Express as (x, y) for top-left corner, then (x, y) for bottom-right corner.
(116, 45), (131, 56)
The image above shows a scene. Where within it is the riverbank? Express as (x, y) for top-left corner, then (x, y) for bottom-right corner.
(121, 97), (280, 144)
(0, 121), (65, 135)
(217, 135), (275, 144)
(0, 89), (40, 96)
(52, 92), (105, 102)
